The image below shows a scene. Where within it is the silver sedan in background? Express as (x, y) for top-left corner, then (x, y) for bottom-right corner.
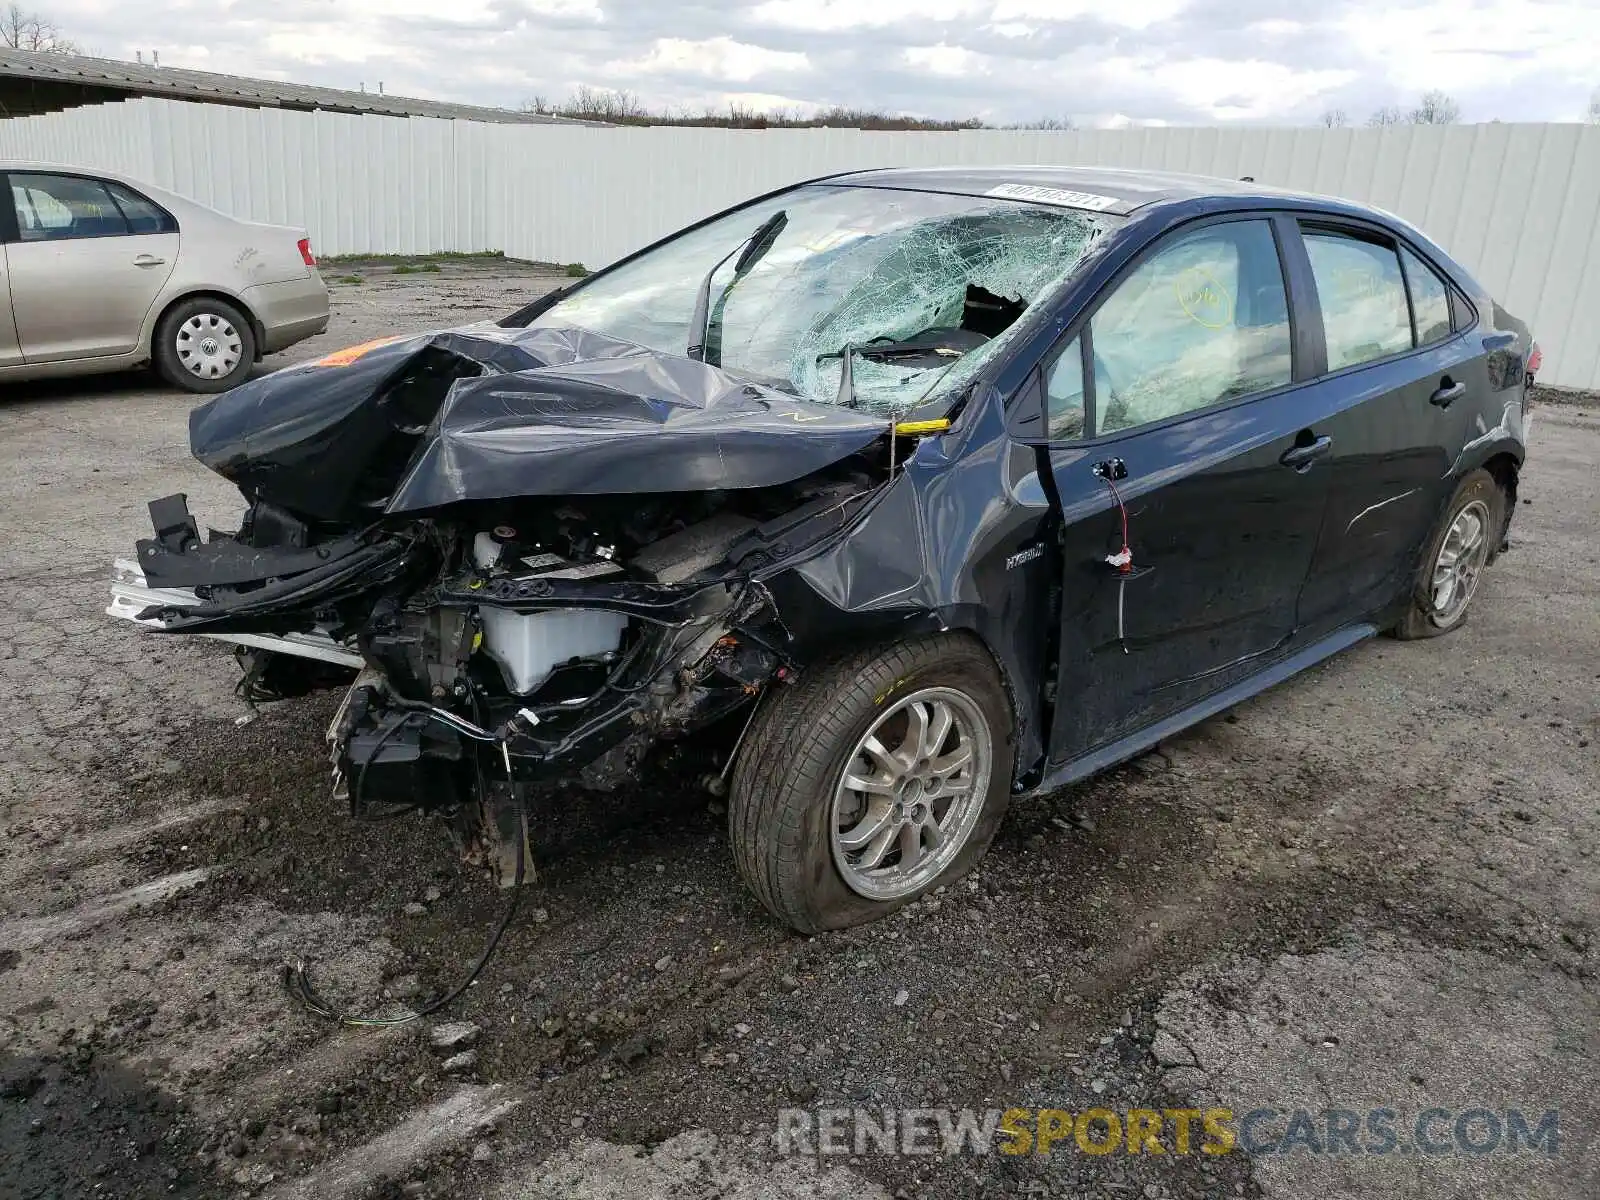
(0, 160), (329, 392)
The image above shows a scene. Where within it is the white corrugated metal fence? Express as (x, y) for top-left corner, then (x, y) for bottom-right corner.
(0, 98), (1595, 389)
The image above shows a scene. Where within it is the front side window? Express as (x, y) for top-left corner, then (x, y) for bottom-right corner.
(10, 173), (131, 241)
(1091, 219), (1292, 435)
(1043, 335), (1087, 439)
(536, 184), (1115, 414)
(1303, 230), (1412, 370)
(1402, 246), (1452, 346)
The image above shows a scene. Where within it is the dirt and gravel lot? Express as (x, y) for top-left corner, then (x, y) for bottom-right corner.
(1, 259), (1596, 1200)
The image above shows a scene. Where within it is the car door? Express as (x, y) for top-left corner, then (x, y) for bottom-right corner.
(3, 171), (178, 362)
(1032, 215), (1333, 765)
(1283, 221), (1479, 632)
(0, 236), (20, 368)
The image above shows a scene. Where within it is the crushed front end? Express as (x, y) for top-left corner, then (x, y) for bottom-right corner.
(107, 324), (890, 883)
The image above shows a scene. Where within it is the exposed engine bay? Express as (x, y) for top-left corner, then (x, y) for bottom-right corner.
(111, 456), (885, 883)
(103, 318), (935, 885)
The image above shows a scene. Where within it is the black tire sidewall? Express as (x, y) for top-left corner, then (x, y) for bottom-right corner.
(154, 298), (256, 393)
(746, 638), (1014, 932)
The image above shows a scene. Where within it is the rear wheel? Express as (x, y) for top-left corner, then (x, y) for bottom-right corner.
(730, 635), (1014, 933)
(153, 297), (256, 393)
(1392, 469), (1504, 639)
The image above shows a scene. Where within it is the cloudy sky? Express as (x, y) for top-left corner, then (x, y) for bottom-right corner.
(43, 0), (1600, 126)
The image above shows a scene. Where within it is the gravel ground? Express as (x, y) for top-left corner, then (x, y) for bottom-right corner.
(1, 259), (1596, 1200)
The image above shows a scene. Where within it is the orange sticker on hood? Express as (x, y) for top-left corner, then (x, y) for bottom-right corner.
(312, 335), (409, 368)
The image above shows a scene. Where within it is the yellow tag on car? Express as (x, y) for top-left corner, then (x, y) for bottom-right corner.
(893, 418), (952, 436)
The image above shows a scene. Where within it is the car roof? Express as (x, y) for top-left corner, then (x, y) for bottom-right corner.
(0, 159), (237, 224)
(826, 164), (1334, 218)
(4, 158), (128, 176)
(2, 158), (175, 198)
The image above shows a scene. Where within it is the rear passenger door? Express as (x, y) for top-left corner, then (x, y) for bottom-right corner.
(1284, 220), (1480, 632)
(3, 171), (178, 362)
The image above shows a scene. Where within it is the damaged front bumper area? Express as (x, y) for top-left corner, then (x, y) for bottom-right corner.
(106, 477), (874, 882)
(105, 322), (898, 885)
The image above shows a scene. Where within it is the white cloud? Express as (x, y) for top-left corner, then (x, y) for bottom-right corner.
(263, 28), (424, 67)
(36, 0), (1600, 127)
(750, 0), (987, 32)
(1338, 1), (1600, 98)
(904, 44), (985, 77)
(619, 37), (810, 82)
(991, 0), (1189, 29)
(1108, 55), (1360, 120)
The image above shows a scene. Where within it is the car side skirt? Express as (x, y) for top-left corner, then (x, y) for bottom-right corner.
(1029, 621), (1379, 796)
(0, 349), (147, 381)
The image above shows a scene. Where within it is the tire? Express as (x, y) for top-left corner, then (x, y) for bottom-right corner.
(730, 634), (1014, 933)
(152, 297), (256, 393)
(1391, 469), (1504, 640)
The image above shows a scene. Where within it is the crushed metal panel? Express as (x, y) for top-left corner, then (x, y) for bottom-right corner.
(187, 324), (890, 522)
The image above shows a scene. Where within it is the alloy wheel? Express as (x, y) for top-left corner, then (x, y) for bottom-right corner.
(1430, 499), (1491, 628)
(829, 686), (992, 901)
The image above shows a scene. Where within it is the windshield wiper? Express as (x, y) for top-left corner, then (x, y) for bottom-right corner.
(816, 328), (988, 364)
(686, 209), (787, 364)
(835, 344), (858, 409)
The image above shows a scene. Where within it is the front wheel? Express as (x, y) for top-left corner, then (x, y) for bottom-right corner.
(729, 635), (1014, 933)
(1391, 468), (1505, 639)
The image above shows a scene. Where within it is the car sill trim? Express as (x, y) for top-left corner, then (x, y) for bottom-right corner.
(1031, 622), (1379, 795)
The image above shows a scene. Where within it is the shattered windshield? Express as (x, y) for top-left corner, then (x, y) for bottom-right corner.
(535, 184), (1115, 414)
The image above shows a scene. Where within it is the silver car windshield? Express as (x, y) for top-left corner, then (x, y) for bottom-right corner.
(535, 184), (1116, 414)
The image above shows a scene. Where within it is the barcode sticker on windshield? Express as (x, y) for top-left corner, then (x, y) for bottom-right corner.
(986, 183), (1121, 211)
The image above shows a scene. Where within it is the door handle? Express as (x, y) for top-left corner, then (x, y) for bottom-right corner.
(133, 254), (166, 266)
(1280, 435), (1333, 473)
(1430, 379), (1467, 408)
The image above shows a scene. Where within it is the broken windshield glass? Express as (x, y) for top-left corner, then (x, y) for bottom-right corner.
(536, 184), (1114, 415)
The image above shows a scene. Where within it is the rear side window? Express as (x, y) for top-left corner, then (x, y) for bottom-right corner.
(1091, 219), (1292, 435)
(1303, 231), (1411, 370)
(1401, 246), (1452, 346)
(107, 181), (176, 234)
(9, 172), (131, 241)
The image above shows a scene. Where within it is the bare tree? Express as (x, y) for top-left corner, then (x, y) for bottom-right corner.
(558, 85), (648, 122)
(518, 94), (552, 115)
(0, 4), (77, 52)
(1318, 108), (1349, 128)
(1367, 105), (1405, 127)
(1408, 90), (1461, 124)
(1007, 115), (1076, 130)
(1588, 88), (1600, 124)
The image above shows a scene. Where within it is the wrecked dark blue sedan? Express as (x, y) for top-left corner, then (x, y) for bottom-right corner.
(109, 167), (1535, 933)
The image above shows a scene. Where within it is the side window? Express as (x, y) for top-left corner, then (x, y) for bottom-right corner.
(9, 172), (131, 241)
(1091, 219), (1291, 436)
(1401, 246), (1452, 346)
(1043, 335), (1086, 439)
(1303, 230), (1412, 370)
(106, 182), (176, 234)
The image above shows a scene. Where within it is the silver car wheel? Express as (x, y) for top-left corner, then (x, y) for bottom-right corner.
(829, 686), (992, 901)
(174, 312), (244, 380)
(1429, 499), (1491, 628)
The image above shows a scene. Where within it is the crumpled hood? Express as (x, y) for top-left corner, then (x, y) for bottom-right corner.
(189, 324), (890, 523)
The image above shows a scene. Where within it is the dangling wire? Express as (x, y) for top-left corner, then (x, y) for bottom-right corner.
(284, 735), (527, 1028)
(1101, 473), (1133, 572)
(1099, 473), (1134, 654)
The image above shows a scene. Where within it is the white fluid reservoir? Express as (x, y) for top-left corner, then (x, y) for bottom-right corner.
(479, 608), (628, 695)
